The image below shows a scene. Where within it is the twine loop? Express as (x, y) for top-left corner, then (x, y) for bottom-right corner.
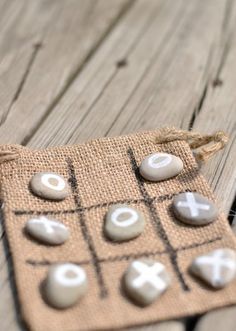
(0, 128), (229, 164)
(155, 128), (229, 162)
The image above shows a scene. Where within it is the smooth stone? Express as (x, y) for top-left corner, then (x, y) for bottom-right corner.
(45, 263), (88, 309)
(173, 192), (218, 226)
(139, 152), (183, 182)
(190, 248), (236, 288)
(123, 259), (171, 306)
(26, 216), (69, 245)
(30, 172), (69, 200)
(104, 204), (145, 242)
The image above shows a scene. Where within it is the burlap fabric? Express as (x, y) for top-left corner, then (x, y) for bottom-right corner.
(0, 129), (235, 331)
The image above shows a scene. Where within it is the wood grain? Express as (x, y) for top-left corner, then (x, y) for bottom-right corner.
(0, 0), (133, 144)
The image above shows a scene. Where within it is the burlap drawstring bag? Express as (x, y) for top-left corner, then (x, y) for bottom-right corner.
(0, 128), (235, 331)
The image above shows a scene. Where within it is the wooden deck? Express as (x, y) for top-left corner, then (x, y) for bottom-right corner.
(0, 1), (235, 330)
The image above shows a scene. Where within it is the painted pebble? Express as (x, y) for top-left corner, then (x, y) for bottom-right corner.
(104, 204), (145, 242)
(45, 263), (88, 309)
(26, 216), (69, 245)
(123, 259), (171, 306)
(190, 248), (236, 288)
(30, 172), (69, 200)
(173, 192), (218, 226)
(139, 152), (183, 182)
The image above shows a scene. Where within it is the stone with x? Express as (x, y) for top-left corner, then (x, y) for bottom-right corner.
(173, 192), (218, 226)
(190, 248), (236, 288)
(124, 259), (171, 306)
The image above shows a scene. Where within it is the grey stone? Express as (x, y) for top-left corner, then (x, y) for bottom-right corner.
(139, 152), (183, 182)
(190, 248), (236, 288)
(123, 259), (171, 306)
(104, 204), (145, 242)
(45, 263), (88, 309)
(173, 192), (218, 226)
(26, 216), (69, 245)
(30, 172), (69, 200)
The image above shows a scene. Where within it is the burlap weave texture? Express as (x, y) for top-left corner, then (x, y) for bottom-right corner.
(0, 130), (235, 331)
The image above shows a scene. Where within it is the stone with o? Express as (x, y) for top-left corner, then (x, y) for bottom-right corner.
(104, 204), (145, 242)
(30, 172), (69, 200)
(173, 192), (218, 226)
(123, 259), (171, 306)
(139, 152), (183, 182)
(45, 263), (88, 309)
(190, 248), (236, 288)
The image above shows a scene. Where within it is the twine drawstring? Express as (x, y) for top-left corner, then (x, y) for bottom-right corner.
(0, 128), (229, 164)
(0, 145), (23, 164)
(155, 127), (229, 162)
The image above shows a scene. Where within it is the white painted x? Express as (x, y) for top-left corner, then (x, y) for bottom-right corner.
(196, 250), (236, 286)
(30, 216), (65, 234)
(177, 192), (210, 217)
(132, 261), (166, 290)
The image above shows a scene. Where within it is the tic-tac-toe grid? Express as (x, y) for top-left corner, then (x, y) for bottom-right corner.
(2, 130), (236, 331)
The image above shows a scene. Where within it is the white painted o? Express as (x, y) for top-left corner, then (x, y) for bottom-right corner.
(111, 207), (138, 228)
(55, 264), (86, 287)
(148, 153), (172, 169)
(41, 173), (66, 191)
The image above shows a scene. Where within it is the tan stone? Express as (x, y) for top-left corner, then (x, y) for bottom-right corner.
(173, 192), (218, 226)
(124, 259), (171, 306)
(30, 172), (69, 200)
(139, 152), (183, 182)
(45, 263), (88, 309)
(190, 248), (236, 288)
(104, 204), (145, 241)
(26, 216), (69, 245)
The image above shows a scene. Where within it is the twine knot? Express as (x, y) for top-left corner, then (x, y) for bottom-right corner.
(155, 128), (229, 162)
(214, 131), (228, 143)
(0, 145), (25, 164)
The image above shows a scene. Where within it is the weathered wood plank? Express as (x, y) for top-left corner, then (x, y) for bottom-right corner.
(0, 0), (58, 125)
(0, 0), (133, 144)
(28, 0), (170, 146)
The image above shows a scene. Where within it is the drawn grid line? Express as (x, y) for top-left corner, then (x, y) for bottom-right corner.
(15, 149), (223, 297)
(14, 191), (194, 216)
(26, 236), (222, 267)
(127, 147), (190, 291)
(66, 157), (108, 298)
